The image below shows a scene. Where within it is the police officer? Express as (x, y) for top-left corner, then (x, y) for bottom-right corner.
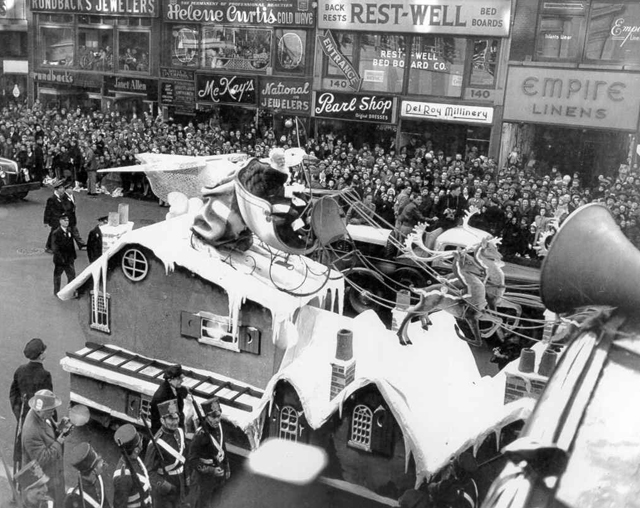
(150, 365), (187, 434)
(113, 424), (152, 508)
(145, 399), (187, 508)
(65, 443), (110, 508)
(7, 460), (53, 508)
(187, 397), (230, 508)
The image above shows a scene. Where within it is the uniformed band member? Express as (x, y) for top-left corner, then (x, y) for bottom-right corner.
(113, 424), (152, 508)
(65, 442), (110, 508)
(86, 215), (108, 264)
(186, 397), (230, 508)
(145, 399), (187, 508)
(9, 338), (54, 469)
(10, 460), (53, 508)
(150, 365), (187, 434)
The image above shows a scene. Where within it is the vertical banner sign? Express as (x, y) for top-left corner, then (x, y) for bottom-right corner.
(318, 30), (362, 92)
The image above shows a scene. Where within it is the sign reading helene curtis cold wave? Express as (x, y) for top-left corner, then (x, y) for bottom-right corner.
(314, 92), (394, 123)
(402, 100), (493, 124)
(196, 74), (256, 105)
(30, 0), (158, 15)
(504, 67), (640, 131)
(318, 0), (510, 36)
(260, 78), (311, 114)
(165, 0), (314, 26)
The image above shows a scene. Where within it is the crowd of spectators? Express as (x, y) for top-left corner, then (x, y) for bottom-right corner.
(2, 101), (639, 259)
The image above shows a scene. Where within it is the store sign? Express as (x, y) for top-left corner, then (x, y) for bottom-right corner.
(161, 81), (195, 113)
(318, 30), (362, 91)
(314, 92), (394, 123)
(196, 74), (256, 104)
(318, 0), (510, 36)
(30, 0), (158, 16)
(105, 76), (158, 99)
(260, 78), (311, 113)
(610, 17), (640, 48)
(161, 68), (195, 81)
(504, 67), (640, 131)
(401, 100), (493, 124)
(31, 69), (74, 84)
(165, 0), (314, 26)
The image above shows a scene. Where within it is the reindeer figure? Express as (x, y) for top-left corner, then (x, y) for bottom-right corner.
(396, 250), (487, 347)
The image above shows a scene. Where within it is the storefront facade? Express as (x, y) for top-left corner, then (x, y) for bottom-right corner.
(30, 0), (160, 114)
(161, 0), (316, 138)
(315, 0), (512, 156)
(0, 0), (28, 107)
(503, 0), (640, 182)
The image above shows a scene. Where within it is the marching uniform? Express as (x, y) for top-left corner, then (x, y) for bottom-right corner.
(113, 424), (152, 508)
(186, 397), (230, 508)
(65, 442), (110, 508)
(145, 399), (187, 508)
(7, 460), (55, 508)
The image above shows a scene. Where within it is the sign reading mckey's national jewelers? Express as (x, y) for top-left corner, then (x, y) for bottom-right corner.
(165, 0), (314, 26)
(318, 0), (511, 36)
(30, 0), (158, 16)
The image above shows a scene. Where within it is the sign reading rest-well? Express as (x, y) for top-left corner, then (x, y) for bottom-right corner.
(504, 67), (640, 131)
(318, 0), (510, 36)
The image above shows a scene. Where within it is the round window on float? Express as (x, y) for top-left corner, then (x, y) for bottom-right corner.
(122, 248), (149, 282)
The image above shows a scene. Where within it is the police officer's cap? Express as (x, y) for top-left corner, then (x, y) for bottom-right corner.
(24, 337), (46, 360)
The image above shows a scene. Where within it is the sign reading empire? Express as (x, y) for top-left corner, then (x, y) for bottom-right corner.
(318, 0), (510, 36)
(166, 0), (314, 26)
(31, 0), (157, 15)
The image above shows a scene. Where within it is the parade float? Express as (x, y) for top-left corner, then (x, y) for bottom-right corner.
(57, 151), (555, 504)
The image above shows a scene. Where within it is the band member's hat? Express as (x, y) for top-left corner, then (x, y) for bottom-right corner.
(49, 178), (65, 189)
(23, 337), (47, 360)
(202, 397), (222, 416)
(158, 399), (179, 418)
(163, 364), (183, 380)
(69, 442), (101, 473)
(114, 424), (142, 453)
(15, 460), (49, 491)
(28, 389), (62, 412)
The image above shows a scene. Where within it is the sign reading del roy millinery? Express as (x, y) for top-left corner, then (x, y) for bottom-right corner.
(196, 74), (256, 105)
(314, 91), (394, 123)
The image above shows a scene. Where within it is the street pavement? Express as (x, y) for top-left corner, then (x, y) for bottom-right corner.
(0, 186), (166, 503)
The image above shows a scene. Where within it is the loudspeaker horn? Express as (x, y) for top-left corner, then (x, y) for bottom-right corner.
(541, 203), (640, 313)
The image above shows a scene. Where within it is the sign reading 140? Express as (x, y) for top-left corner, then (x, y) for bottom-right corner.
(464, 88), (496, 101)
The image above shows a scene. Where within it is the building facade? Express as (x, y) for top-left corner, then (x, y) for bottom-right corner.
(502, 0), (640, 183)
(0, 0), (29, 106)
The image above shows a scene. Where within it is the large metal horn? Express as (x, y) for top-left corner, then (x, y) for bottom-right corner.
(541, 203), (640, 313)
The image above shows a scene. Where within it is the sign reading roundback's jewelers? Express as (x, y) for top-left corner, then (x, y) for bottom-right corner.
(196, 74), (256, 105)
(30, 0), (158, 16)
(313, 91), (395, 123)
(165, 0), (314, 26)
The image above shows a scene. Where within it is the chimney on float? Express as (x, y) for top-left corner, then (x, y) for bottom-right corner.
(330, 329), (356, 399)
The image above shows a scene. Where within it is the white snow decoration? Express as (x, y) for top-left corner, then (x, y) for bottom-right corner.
(187, 197), (203, 215)
(167, 191), (189, 219)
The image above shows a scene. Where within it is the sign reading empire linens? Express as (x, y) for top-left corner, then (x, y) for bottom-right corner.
(318, 0), (510, 36)
(165, 0), (314, 26)
(196, 74), (256, 105)
(30, 0), (158, 16)
(503, 67), (640, 131)
(314, 92), (394, 123)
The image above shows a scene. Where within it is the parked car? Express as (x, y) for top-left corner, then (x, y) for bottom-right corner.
(0, 157), (40, 199)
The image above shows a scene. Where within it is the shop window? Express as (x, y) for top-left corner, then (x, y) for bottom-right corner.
(585, 2), (640, 65)
(470, 39), (499, 87)
(348, 404), (373, 451)
(38, 14), (73, 23)
(90, 291), (110, 333)
(534, 1), (587, 61)
(407, 36), (466, 98)
(0, 32), (27, 58)
(274, 29), (307, 74)
(358, 34), (405, 94)
(78, 15), (116, 25)
(325, 31), (355, 77)
(279, 405), (299, 441)
(168, 25), (199, 67)
(180, 310), (261, 354)
(118, 30), (150, 73)
(201, 26), (271, 72)
(77, 28), (114, 72)
(40, 27), (74, 67)
(121, 248), (149, 281)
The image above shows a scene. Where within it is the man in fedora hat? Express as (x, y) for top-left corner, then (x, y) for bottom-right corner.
(51, 212), (77, 296)
(43, 178), (66, 254)
(187, 397), (230, 508)
(113, 424), (152, 508)
(9, 338), (54, 471)
(145, 399), (187, 508)
(22, 389), (71, 508)
(6, 460), (52, 508)
(150, 365), (187, 434)
(65, 442), (109, 508)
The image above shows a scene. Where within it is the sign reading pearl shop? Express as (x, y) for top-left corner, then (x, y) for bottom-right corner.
(196, 74), (256, 105)
(314, 92), (395, 123)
